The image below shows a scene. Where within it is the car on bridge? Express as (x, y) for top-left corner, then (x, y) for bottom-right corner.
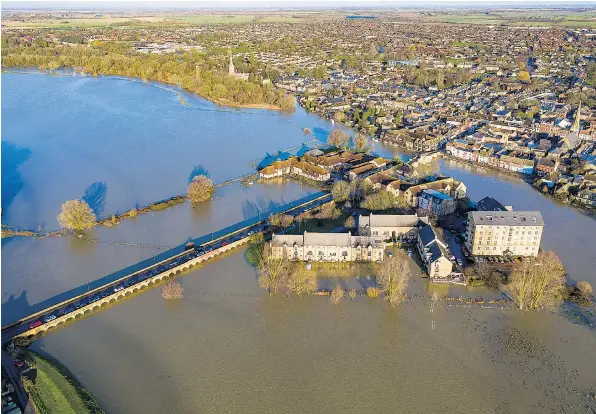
(113, 285), (124, 292)
(90, 295), (101, 303)
(43, 314), (56, 323)
(29, 320), (42, 329)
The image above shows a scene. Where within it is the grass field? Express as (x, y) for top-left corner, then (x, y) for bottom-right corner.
(2, 16), (166, 28)
(24, 352), (102, 414)
(423, 10), (596, 27)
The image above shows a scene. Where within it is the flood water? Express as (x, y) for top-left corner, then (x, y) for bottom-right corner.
(2, 73), (596, 414)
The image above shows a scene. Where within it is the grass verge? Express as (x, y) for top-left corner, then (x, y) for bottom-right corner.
(23, 350), (104, 414)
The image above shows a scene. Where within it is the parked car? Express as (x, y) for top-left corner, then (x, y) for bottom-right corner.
(29, 320), (42, 329)
(387, 251), (393, 257)
(13, 359), (24, 368)
(43, 314), (56, 323)
(477, 257), (484, 263)
(407, 249), (413, 258)
(456, 258), (463, 266)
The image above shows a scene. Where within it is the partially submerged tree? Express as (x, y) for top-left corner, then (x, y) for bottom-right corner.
(507, 251), (566, 310)
(327, 128), (350, 148)
(57, 199), (97, 231)
(287, 264), (317, 295)
(187, 175), (215, 203)
(330, 284), (344, 304)
(162, 280), (184, 300)
(258, 244), (289, 294)
(331, 180), (350, 203)
(375, 252), (410, 306)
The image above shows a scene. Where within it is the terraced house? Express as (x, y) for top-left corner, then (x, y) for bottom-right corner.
(258, 158), (330, 181)
(270, 231), (385, 262)
(403, 177), (467, 208)
(358, 213), (429, 242)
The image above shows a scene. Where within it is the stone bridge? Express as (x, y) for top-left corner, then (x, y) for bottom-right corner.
(2, 192), (333, 343)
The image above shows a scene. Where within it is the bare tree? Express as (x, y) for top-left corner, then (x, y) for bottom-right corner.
(327, 128), (349, 148)
(287, 264), (317, 295)
(57, 199), (97, 231)
(331, 180), (350, 202)
(375, 252), (411, 306)
(507, 251), (566, 310)
(353, 133), (368, 152)
(330, 284), (344, 304)
(187, 175), (215, 203)
(258, 244), (289, 294)
(162, 280), (184, 300)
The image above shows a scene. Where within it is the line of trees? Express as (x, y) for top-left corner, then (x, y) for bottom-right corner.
(2, 41), (296, 110)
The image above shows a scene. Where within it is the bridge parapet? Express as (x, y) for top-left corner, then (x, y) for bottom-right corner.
(16, 235), (252, 340)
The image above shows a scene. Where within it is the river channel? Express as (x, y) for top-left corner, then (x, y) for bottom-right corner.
(2, 73), (596, 413)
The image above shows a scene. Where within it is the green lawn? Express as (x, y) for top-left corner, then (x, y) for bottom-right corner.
(25, 353), (103, 414)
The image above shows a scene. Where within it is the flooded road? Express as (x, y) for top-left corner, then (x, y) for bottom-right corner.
(2, 74), (596, 414)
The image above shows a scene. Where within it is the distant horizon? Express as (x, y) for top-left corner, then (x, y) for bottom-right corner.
(3, 0), (596, 12)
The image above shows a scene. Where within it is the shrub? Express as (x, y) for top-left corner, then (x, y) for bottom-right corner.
(57, 199), (97, 231)
(348, 289), (357, 300)
(577, 281), (593, 300)
(366, 287), (380, 298)
(344, 216), (356, 228)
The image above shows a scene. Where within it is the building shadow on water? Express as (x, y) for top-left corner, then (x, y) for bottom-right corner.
(82, 182), (107, 217)
(1, 141), (32, 215)
(1, 291), (33, 327)
(188, 165), (210, 183)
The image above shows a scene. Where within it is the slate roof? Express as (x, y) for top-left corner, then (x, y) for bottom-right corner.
(477, 196), (508, 212)
(469, 211), (544, 227)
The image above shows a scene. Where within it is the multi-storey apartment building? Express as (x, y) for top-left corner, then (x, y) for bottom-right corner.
(270, 231), (385, 262)
(465, 211), (544, 257)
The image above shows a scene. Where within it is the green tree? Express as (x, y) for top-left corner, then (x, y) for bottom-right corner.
(57, 200), (97, 231)
(518, 70), (531, 83)
(331, 180), (350, 202)
(361, 191), (397, 211)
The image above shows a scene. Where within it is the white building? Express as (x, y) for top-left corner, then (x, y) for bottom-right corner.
(465, 211), (544, 257)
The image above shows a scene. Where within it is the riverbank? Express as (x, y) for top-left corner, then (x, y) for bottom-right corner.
(22, 350), (103, 414)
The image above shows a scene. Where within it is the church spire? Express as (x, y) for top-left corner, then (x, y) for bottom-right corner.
(228, 51), (235, 76)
